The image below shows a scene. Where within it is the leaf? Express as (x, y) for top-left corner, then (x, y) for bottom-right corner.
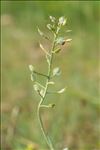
(39, 43), (50, 56)
(37, 27), (49, 40)
(37, 27), (44, 36)
(57, 87), (66, 94)
(53, 67), (61, 76)
(29, 65), (34, 72)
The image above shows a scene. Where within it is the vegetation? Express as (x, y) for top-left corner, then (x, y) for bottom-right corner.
(1, 1), (100, 150)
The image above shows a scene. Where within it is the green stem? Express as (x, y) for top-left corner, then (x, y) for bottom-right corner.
(37, 34), (57, 150)
(34, 71), (49, 78)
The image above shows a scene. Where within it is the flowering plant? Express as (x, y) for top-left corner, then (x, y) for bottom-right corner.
(29, 16), (71, 150)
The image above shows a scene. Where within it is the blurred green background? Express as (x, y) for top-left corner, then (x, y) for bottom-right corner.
(1, 1), (100, 150)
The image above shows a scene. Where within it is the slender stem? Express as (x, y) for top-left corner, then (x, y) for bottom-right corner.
(34, 71), (49, 78)
(37, 34), (57, 150)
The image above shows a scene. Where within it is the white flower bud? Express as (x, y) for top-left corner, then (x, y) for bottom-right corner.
(58, 16), (67, 26)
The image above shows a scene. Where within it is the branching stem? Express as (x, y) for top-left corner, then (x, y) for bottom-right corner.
(34, 71), (49, 78)
(37, 34), (57, 150)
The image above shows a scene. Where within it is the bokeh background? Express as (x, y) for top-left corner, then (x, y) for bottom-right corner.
(1, 1), (100, 150)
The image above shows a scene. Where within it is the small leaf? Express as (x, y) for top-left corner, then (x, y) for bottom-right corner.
(53, 67), (61, 76)
(37, 27), (49, 40)
(39, 43), (50, 56)
(37, 27), (44, 36)
(29, 65), (34, 72)
(57, 87), (66, 94)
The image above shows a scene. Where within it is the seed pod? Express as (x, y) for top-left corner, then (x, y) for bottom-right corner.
(48, 104), (55, 108)
(66, 39), (72, 42)
(31, 73), (35, 81)
(53, 48), (61, 53)
(29, 65), (34, 72)
(55, 37), (65, 45)
(33, 84), (40, 92)
(53, 67), (61, 76)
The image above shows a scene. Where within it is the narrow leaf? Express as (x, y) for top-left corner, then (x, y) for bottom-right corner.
(37, 27), (44, 36)
(37, 27), (49, 40)
(39, 43), (50, 56)
(57, 87), (66, 94)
